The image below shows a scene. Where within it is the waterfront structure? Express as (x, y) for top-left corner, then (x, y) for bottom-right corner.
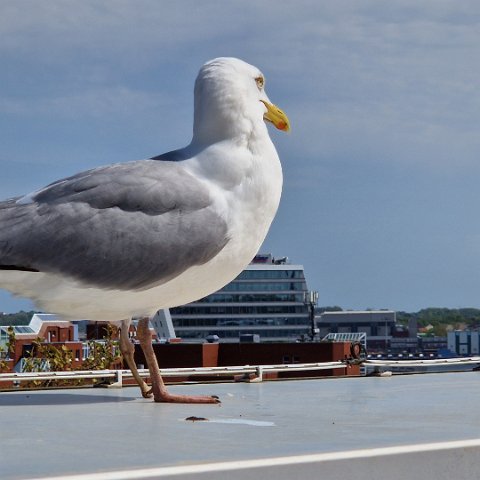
(447, 330), (480, 356)
(389, 335), (419, 354)
(317, 310), (396, 350)
(170, 254), (312, 342)
(418, 335), (447, 354)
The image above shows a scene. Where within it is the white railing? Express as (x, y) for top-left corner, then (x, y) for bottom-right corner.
(364, 356), (480, 368)
(0, 361), (351, 386)
(2, 357), (477, 387)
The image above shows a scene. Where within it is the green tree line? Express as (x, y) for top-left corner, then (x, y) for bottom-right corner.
(0, 311), (37, 325)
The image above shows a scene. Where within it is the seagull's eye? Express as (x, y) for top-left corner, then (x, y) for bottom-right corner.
(255, 76), (265, 90)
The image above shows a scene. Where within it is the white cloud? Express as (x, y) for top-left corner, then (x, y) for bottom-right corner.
(2, 1), (480, 172)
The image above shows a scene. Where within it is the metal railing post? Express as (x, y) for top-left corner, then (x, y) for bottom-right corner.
(110, 369), (123, 388)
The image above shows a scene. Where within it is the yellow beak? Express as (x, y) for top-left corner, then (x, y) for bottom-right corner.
(261, 100), (290, 132)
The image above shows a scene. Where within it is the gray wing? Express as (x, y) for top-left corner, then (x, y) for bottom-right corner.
(0, 159), (229, 290)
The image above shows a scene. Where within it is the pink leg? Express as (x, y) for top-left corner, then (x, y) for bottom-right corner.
(119, 319), (152, 398)
(136, 317), (220, 404)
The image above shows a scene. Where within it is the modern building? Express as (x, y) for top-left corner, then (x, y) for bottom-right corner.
(317, 310), (396, 351)
(418, 335), (447, 354)
(0, 314), (82, 372)
(447, 330), (480, 356)
(170, 254), (312, 342)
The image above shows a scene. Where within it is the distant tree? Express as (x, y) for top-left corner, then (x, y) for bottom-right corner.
(432, 323), (448, 337)
(81, 324), (121, 371)
(0, 311), (37, 326)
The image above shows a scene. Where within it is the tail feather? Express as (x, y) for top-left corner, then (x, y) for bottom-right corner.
(0, 265), (40, 272)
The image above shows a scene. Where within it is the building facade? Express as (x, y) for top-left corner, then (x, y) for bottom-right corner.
(447, 331), (480, 356)
(317, 310), (396, 351)
(0, 314), (82, 372)
(170, 254), (312, 342)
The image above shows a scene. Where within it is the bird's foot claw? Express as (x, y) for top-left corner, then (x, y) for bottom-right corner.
(142, 388), (153, 398)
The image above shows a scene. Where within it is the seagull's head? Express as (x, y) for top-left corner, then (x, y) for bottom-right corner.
(193, 57), (290, 144)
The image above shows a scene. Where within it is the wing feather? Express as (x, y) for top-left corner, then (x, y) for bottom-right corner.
(0, 160), (229, 290)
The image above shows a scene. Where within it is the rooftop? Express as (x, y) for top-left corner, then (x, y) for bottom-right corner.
(321, 310), (396, 315)
(0, 313), (71, 336)
(1, 371), (479, 479)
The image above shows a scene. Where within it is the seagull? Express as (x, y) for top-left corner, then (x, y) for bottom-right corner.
(0, 57), (289, 403)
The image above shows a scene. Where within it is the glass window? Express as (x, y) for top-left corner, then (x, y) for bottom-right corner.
(235, 269), (304, 280)
(172, 305), (309, 316)
(192, 293), (306, 303)
(220, 281), (307, 292)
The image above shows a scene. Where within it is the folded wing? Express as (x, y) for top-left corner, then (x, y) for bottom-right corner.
(0, 160), (229, 290)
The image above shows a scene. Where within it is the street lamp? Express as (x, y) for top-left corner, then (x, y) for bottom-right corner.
(304, 290), (319, 341)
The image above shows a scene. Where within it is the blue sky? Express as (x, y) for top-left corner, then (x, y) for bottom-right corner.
(1, 0), (480, 313)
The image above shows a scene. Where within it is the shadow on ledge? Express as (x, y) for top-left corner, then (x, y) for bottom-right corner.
(0, 391), (138, 406)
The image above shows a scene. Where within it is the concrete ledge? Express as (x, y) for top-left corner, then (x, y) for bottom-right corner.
(28, 439), (480, 480)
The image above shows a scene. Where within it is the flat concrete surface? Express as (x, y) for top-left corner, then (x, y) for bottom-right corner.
(1, 372), (479, 479)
